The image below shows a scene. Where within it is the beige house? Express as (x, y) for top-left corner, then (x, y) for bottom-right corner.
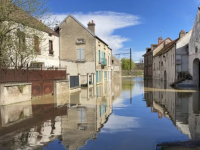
(57, 15), (112, 85)
(153, 38), (172, 80)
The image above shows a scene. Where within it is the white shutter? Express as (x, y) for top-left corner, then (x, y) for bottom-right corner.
(81, 48), (84, 60)
(77, 48), (81, 61)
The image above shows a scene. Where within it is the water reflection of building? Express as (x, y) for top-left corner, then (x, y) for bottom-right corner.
(144, 80), (200, 140)
(0, 96), (68, 150)
(62, 82), (114, 150)
(0, 80), (122, 150)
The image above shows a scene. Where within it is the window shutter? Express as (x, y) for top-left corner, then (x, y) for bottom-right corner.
(81, 48), (84, 60)
(98, 50), (100, 62)
(77, 48), (81, 61)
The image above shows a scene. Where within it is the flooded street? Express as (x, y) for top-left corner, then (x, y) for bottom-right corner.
(0, 77), (199, 150)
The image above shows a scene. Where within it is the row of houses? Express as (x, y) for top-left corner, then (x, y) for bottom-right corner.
(1, 0), (121, 88)
(28, 14), (121, 86)
(143, 7), (200, 87)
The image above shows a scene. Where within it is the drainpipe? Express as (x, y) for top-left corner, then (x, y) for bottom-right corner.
(59, 30), (61, 68)
(175, 43), (177, 81)
(95, 38), (96, 85)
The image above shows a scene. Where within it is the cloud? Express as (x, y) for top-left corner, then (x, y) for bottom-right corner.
(101, 114), (140, 133)
(50, 11), (140, 51)
(196, 0), (200, 3)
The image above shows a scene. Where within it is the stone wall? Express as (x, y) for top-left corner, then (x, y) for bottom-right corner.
(60, 61), (95, 76)
(0, 83), (32, 105)
(0, 101), (32, 127)
(54, 80), (70, 107)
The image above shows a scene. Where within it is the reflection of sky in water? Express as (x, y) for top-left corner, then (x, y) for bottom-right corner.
(43, 139), (66, 150)
(80, 77), (189, 150)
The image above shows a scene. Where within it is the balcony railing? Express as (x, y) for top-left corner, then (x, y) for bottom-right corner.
(101, 58), (107, 66)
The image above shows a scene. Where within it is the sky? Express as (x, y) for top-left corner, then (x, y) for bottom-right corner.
(48, 0), (200, 62)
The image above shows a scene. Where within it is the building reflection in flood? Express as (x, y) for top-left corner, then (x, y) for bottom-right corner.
(0, 96), (67, 150)
(0, 80), (122, 150)
(144, 80), (200, 140)
(62, 82), (115, 150)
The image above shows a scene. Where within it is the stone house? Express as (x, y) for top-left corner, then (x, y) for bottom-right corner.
(153, 31), (192, 85)
(57, 15), (112, 85)
(143, 43), (158, 79)
(111, 55), (121, 80)
(153, 37), (172, 80)
(188, 7), (200, 87)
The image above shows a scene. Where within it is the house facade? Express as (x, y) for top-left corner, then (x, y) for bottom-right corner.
(152, 31), (192, 86)
(188, 7), (200, 87)
(143, 43), (157, 80)
(58, 15), (111, 86)
(153, 38), (172, 80)
(32, 29), (60, 67)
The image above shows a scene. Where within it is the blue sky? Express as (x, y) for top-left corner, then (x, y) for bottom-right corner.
(48, 0), (200, 62)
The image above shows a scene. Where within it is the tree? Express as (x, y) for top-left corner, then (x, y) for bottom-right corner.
(121, 58), (135, 70)
(0, 0), (55, 69)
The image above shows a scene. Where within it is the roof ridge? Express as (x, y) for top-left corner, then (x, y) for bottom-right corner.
(153, 37), (173, 51)
(59, 14), (109, 46)
(59, 14), (96, 37)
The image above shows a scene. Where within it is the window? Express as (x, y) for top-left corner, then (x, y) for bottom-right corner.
(49, 40), (53, 55)
(196, 46), (198, 53)
(78, 47), (85, 61)
(78, 108), (86, 122)
(34, 36), (40, 52)
(77, 39), (85, 44)
(18, 32), (25, 50)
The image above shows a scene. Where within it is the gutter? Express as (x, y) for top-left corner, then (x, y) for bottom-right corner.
(175, 42), (177, 81)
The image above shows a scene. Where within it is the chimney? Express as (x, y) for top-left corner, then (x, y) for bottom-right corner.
(88, 20), (95, 34)
(158, 37), (162, 44)
(179, 30), (186, 39)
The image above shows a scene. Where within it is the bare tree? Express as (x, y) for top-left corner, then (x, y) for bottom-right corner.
(0, 0), (56, 69)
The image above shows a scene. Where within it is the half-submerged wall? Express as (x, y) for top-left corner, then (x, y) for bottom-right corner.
(0, 83), (32, 105)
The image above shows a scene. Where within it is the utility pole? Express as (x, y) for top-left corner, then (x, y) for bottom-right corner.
(130, 48), (132, 71)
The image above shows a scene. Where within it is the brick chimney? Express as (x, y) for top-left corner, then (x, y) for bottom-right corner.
(158, 37), (163, 44)
(88, 20), (95, 34)
(179, 30), (186, 39)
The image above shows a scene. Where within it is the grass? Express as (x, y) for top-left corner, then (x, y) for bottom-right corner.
(122, 70), (143, 76)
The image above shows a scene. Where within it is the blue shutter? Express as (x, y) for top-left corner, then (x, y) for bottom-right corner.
(98, 50), (100, 63)
(99, 71), (101, 82)
(96, 71), (98, 83)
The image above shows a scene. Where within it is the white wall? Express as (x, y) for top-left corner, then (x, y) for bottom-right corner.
(34, 33), (60, 67)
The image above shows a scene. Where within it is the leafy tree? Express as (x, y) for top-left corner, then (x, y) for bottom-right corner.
(121, 58), (135, 70)
(0, 0), (56, 68)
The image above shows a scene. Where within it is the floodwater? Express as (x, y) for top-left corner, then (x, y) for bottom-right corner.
(0, 77), (199, 150)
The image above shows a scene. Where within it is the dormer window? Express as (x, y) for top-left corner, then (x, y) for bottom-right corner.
(76, 39), (85, 44)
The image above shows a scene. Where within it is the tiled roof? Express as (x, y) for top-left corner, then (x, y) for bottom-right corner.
(154, 38), (179, 57)
(153, 37), (172, 52)
(59, 14), (109, 46)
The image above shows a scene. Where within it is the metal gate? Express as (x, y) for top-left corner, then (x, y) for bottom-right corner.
(70, 76), (79, 88)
